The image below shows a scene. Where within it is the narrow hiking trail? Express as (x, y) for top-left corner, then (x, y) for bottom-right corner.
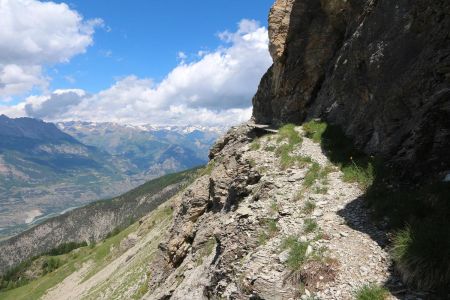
(237, 127), (401, 299)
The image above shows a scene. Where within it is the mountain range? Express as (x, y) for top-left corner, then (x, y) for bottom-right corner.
(0, 116), (223, 238)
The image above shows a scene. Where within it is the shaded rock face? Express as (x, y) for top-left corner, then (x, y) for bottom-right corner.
(253, 0), (450, 177)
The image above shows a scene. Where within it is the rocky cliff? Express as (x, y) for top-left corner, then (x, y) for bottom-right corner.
(253, 0), (450, 179)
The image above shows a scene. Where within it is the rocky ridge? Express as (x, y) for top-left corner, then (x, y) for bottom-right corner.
(142, 122), (419, 299)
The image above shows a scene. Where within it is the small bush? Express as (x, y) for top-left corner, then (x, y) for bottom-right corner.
(42, 257), (61, 274)
(355, 284), (388, 300)
(304, 219), (318, 234)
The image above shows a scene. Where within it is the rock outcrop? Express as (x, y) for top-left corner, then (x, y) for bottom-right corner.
(253, 0), (450, 178)
(143, 123), (418, 299)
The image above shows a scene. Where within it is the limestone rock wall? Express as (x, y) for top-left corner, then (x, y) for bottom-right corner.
(253, 0), (450, 178)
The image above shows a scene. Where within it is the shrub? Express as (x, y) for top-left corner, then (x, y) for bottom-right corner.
(355, 284), (388, 300)
(42, 257), (61, 274)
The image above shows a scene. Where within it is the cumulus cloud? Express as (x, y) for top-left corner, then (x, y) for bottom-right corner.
(1, 19), (272, 127)
(0, 0), (102, 99)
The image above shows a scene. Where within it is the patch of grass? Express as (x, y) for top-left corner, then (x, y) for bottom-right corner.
(303, 219), (318, 234)
(266, 219), (279, 235)
(293, 189), (304, 202)
(270, 201), (279, 215)
(257, 219), (279, 246)
(264, 145), (276, 152)
(133, 281), (149, 299)
(250, 139), (261, 151)
(258, 231), (269, 246)
(281, 237), (309, 271)
(302, 120), (327, 143)
(275, 124), (304, 169)
(355, 283), (388, 300)
(303, 200), (316, 215)
(303, 163), (321, 188)
(278, 124), (302, 145)
(391, 216), (450, 291)
(314, 186), (328, 194)
(342, 159), (374, 190)
(41, 257), (61, 275)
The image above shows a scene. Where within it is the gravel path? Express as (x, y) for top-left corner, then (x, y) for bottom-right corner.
(239, 127), (413, 299)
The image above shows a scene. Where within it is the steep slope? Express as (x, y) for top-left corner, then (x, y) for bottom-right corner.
(140, 123), (418, 299)
(0, 168), (198, 276)
(252, 0), (450, 178)
(0, 116), (132, 237)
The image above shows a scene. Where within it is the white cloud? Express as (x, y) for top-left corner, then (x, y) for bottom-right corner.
(0, 0), (102, 99)
(1, 19), (271, 127)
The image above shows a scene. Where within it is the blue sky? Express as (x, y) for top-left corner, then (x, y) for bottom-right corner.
(51, 0), (274, 92)
(0, 0), (274, 126)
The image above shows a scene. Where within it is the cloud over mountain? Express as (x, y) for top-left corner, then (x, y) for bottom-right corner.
(3, 19), (271, 126)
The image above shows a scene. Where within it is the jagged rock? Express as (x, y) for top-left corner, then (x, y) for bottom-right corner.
(253, 0), (450, 178)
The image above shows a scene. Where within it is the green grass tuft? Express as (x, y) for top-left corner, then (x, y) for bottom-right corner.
(303, 219), (318, 234)
(281, 236), (309, 271)
(303, 200), (316, 214)
(303, 120), (328, 143)
(275, 124), (304, 169)
(355, 284), (388, 300)
(250, 139), (261, 151)
(303, 162), (321, 187)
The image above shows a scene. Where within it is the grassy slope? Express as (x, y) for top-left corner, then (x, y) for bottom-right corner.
(0, 167), (201, 300)
(0, 201), (173, 300)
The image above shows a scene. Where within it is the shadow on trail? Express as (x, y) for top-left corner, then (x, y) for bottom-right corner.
(308, 121), (450, 299)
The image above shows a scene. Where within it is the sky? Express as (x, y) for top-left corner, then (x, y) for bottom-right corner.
(0, 0), (275, 126)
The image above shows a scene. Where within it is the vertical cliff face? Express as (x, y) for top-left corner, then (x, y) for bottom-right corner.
(253, 0), (450, 178)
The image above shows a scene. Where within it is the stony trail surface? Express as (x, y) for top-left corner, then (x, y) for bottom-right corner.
(144, 123), (419, 299)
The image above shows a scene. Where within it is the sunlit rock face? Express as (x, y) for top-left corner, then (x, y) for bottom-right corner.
(253, 0), (450, 178)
